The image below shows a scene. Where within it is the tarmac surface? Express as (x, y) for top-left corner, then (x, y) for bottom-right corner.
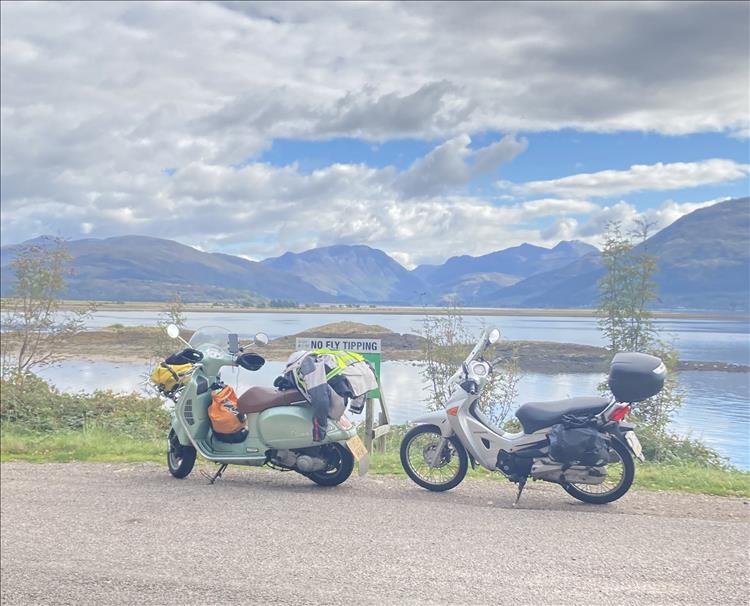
(1, 462), (748, 606)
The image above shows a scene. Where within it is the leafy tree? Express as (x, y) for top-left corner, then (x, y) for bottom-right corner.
(0, 238), (92, 379)
(419, 303), (520, 426)
(598, 219), (658, 353)
(597, 221), (690, 461)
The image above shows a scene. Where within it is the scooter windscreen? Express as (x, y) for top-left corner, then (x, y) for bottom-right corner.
(188, 326), (236, 350)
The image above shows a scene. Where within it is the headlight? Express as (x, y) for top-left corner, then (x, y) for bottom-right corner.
(472, 362), (490, 378)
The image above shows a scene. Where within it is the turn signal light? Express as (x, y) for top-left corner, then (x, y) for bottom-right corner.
(447, 406), (459, 416)
(610, 405), (631, 422)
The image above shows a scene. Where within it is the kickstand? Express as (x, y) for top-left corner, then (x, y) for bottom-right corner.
(513, 477), (527, 507)
(201, 463), (228, 485)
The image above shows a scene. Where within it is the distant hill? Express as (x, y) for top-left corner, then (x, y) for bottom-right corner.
(481, 197), (750, 311)
(638, 197), (749, 310)
(0, 236), (337, 303)
(2, 199), (746, 310)
(261, 245), (427, 303)
(415, 240), (599, 303)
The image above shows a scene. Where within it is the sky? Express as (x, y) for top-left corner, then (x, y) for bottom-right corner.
(1, 1), (748, 268)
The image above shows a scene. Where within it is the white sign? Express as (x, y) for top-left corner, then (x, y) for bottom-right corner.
(295, 337), (381, 353)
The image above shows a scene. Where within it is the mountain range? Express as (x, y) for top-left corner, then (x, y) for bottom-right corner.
(1, 197), (747, 311)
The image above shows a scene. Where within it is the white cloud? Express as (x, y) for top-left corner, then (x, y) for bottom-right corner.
(395, 134), (527, 197)
(506, 160), (750, 198)
(1, 2), (747, 265)
(540, 197), (732, 244)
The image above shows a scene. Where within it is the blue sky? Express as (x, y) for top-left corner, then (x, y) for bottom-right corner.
(1, 1), (748, 267)
(261, 130), (750, 209)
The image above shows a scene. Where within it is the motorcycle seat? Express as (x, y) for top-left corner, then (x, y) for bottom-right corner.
(515, 397), (610, 434)
(237, 386), (305, 414)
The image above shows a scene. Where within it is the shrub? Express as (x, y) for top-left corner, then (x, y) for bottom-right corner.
(0, 373), (169, 440)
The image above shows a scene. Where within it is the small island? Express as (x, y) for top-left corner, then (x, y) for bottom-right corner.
(42, 321), (749, 374)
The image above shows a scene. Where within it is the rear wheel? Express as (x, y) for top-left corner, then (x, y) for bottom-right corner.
(305, 443), (355, 487)
(167, 429), (196, 479)
(400, 425), (468, 492)
(562, 438), (634, 504)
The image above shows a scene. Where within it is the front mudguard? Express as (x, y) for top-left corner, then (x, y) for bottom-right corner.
(411, 411), (476, 469)
(412, 410), (453, 437)
(170, 415), (192, 447)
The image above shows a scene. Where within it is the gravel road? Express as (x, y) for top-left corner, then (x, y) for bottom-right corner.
(1, 462), (748, 606)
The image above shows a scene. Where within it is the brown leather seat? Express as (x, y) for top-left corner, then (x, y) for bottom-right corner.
(237, 386), (305, 414)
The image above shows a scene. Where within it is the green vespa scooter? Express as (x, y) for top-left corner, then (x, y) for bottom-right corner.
(162, 324), (360, 486)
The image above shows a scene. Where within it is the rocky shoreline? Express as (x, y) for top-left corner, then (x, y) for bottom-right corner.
(39, 322), (750, 374)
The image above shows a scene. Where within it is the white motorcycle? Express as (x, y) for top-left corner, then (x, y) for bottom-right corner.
(400, 328), (663, 504)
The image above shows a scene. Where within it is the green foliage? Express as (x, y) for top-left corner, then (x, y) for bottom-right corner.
(269, 299), (298, 308)
(418, 304), (520, 425)
(597, 220), (727, 468)
(598, 220), (658, 353)
(0, 373), (169, 440)
(634, 422), (730, 469)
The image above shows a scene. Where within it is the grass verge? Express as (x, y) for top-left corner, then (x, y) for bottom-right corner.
(2, 426), (748, 497)
(1, 425), (163, 464)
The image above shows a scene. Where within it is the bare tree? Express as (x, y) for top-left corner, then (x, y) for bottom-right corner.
(419, 303), (520, 426)
(1, 238), (92, 378)
(152, 293), (188, 361)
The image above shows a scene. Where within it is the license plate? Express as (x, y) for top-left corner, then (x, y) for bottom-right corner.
(346, 435), (368, 461)
(625, 431), (644, 461)
(337, 414), (353, 430)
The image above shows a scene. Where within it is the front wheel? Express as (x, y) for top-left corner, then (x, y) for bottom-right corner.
(305, 443), (355, 487)
(562, 437), (635, 504)
(167, 429), (196, 479)
(400, 425), (468, 492)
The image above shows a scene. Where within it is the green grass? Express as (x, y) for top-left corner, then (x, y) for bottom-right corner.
(633, 462), (750, 497)
(3, 426), (748, 497)
(1, 426), (164, 464)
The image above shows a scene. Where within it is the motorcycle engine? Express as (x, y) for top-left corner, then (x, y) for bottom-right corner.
(272, 449), (328, 473)
(530, 458), (606, 485)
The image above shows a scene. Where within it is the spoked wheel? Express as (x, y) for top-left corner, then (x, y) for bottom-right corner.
(305, 443), (355, 487)
(563, 438), (635, 504)
(167, 429), (196, 479)
(400, 425), (468, 492)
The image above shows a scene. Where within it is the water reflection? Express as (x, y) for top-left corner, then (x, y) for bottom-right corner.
(36, 360), (749, 469)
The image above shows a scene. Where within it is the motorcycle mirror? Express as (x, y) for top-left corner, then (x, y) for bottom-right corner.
(166, 324), (180, 339)
(488, 328), (501, 344)
(228, 333), (240, 354)
(254, 332), (269, 346)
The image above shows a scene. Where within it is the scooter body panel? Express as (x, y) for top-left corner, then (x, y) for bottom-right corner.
(171, 368), (356, 462)
(411, 382), (549, 471)
(258, 406), (356, 448)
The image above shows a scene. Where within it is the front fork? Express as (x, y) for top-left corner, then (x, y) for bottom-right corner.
(427, 437), (448, 468)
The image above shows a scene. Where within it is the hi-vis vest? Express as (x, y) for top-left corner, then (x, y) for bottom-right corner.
(284, 349), (378, 416)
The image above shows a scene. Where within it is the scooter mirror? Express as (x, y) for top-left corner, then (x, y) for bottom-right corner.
(254, 332), (269, 346)
(488, 328), (501, 344)
(166, 324), (180, 339)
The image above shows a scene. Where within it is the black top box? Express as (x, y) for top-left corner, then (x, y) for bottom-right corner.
(608, 352), (666, 403)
